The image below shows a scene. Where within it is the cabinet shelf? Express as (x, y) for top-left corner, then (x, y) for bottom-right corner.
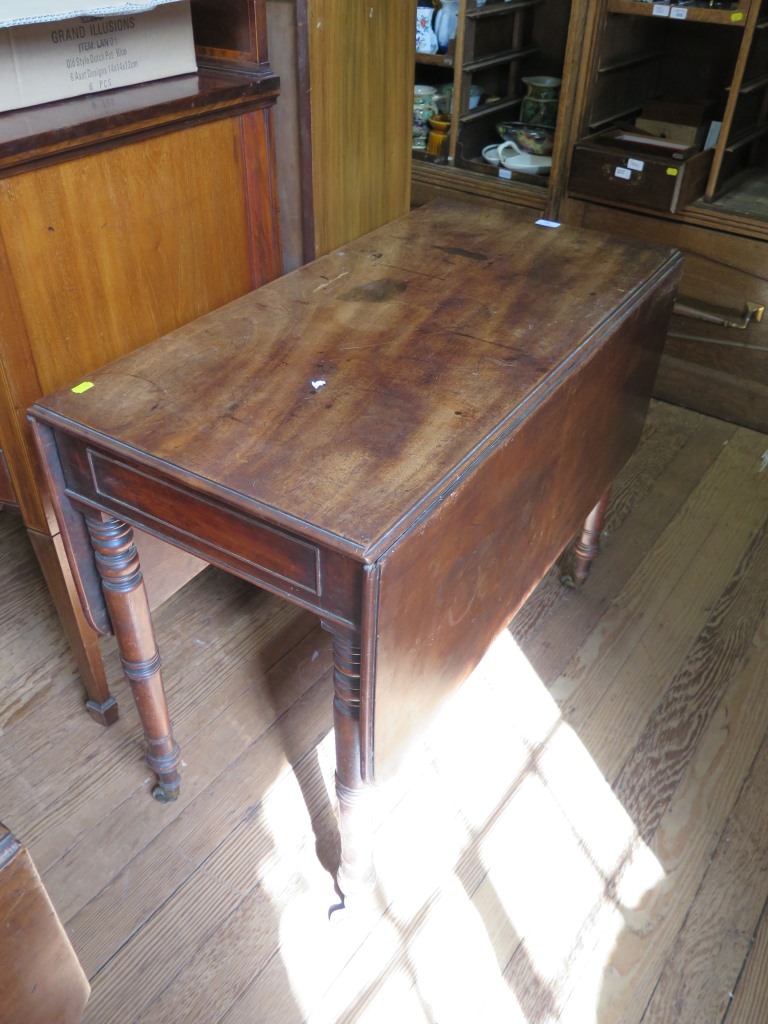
(458, 96), (523, 123)
(598, 48), (666, 74)
(466, 0), (543, 18)
(725, 121), (768, 149)
(415, 52), (455, 67)
(463, 44), (539, 72)
(606, 0), (752, 25)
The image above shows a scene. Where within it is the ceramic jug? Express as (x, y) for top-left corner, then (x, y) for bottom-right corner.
(434, 0), (458, 54)
(415, 6), (438, 54)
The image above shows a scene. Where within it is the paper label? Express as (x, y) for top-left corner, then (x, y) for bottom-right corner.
(614, 166), (632, 180)
(731, 12), (744, 20)
(666, 167), (679, 176)
(670, 6), (687, 18)
(652, 4), (670, 16)
(627, 158), (645, 172)
(498, 168), (512, 180)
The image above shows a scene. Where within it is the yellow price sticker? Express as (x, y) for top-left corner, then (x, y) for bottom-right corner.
(731, 12), (744, 20)
(71, 381), (94, 394)
(666, 167), (679, 177)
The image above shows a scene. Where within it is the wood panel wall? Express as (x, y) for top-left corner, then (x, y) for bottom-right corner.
(579, 203), (768, 434)
(305, 0), (413, 257)
(0, 112), (281, 533)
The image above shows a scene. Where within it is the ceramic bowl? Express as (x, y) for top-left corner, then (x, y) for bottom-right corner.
(496, 122), (555, 157)
(482, 144), (500, 166)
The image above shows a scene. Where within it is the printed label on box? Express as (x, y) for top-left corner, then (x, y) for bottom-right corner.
(669, 6), (687, 18)
(0, 1), (195, 113)
(627, 158), (645, 172)
(614, 166), (632, 180)
(652, 4), (670, 16)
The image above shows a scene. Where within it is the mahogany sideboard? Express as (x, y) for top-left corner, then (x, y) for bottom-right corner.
(29, 199), (681, 901)
(0, 4), (282, 726)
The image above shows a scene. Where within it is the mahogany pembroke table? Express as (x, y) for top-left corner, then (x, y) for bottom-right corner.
(28, 200), (681, 903)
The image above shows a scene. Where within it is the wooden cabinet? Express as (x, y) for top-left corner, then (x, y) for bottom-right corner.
(0, 0), (282, 722)
(562, 0), (768, 432)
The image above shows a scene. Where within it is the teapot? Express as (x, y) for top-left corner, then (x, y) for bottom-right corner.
(435, 0), (458, 54)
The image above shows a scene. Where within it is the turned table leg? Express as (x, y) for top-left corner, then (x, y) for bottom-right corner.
(564, 488), (611, 588)
(85, 514), (181, 802)
(323, 624), (376, 903)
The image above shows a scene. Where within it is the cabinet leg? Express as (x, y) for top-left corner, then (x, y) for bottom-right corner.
(324, 624), (376, 903)
(85, 514), (181, 801)
(27, 527), (119, 725)
(564, 489), (611, 588)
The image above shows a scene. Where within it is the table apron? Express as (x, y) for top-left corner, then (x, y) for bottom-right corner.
(55, 434), (364, 632)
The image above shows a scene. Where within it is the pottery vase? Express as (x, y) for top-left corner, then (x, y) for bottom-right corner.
(415, 6), (438, 54)
(520, 76), (561, 128)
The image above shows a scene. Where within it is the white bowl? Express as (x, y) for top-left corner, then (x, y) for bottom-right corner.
(482, 144), (500, 166)
(500, 153), (552, 175)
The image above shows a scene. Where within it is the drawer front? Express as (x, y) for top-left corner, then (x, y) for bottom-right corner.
(85, 449), (321, 596)
(570, 144), (712, 213)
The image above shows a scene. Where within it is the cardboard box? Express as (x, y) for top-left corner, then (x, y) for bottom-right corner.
(569, 129), (714, 213)
(0, 1), (196, 114)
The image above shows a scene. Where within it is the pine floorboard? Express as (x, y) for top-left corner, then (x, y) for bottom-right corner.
(2, 399), (768, 1023)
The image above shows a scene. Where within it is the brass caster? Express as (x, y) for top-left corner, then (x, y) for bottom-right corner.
(151, 782), (179, 803)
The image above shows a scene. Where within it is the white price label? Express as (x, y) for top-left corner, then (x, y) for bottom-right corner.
(614, 166), (632, 180)
(670, 6), (688, 18)
(498, 167), (512, 180)
(627, 158), (645, 172)
(652, 3), (671, 16)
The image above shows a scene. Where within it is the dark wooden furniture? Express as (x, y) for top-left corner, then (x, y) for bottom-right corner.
(0, 1), (282, 727)
(28, 199), (681, 901)
(0, 823), (89, 1023)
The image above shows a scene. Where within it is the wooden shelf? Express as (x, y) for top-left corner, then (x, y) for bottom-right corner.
(466, 0), (543, 18)
(598, 48), (666, 73)
(458, 95), (523, 123)
(415, 52), (455, 67)
(606, 0), (752, 26)
(463, 44), (538, 72)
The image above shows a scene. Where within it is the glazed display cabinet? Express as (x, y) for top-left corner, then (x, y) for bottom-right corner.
(410, 0), (578, 214)
(564, 0), (768, 433)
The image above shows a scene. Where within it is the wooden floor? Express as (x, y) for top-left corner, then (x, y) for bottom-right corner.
(3, 399), (768, 1024)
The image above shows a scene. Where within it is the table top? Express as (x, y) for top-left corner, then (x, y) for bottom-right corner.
(33, 199), (676, 562)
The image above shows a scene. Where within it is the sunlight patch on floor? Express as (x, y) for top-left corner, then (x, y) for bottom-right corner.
(258, 628), (666, 1024)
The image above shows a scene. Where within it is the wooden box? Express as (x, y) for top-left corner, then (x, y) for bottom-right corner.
(569, 129), (714, 213)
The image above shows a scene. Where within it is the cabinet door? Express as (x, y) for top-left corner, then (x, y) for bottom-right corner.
(581, 203), (768, 433)
(307, 0), (413, 257)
